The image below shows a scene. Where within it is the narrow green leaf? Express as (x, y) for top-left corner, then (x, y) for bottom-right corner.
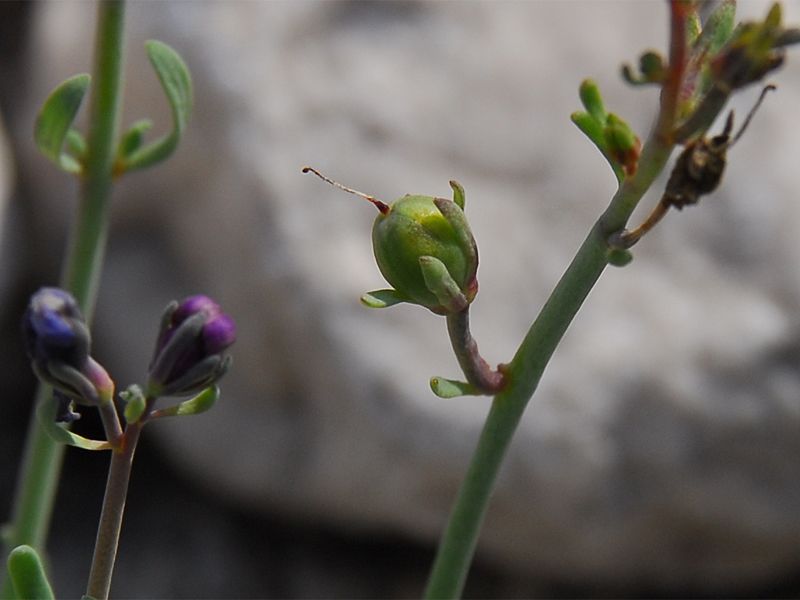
(604, 114), (638, 154)
(360, 289), (408, 308)
(699, 0), (736, 55)
(571, 112), (624, 183)
(433, 197), (477, 282)
(764, 2), (781, 32)
(123, 393), (146, 424)
(571, 111), (605, 148)
(151, 385), (219, 419)
(36, 394), (111, 451)
(449, 180), (466, 210)
(7, 545), (55, 600)
(121, 40), (193, 172)
(686, 8), (702, 46)
(34, 74), (90, 174)
(117, 118), (153, 159)
(64, 129), (87, 159)
(430, 377), (480, 399)
(578, 79), (606, 123)
(419, 255), (467, 313)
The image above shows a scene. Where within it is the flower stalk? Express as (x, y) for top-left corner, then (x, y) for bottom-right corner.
(2, 5), (126, 596)
(445, 309), (504, 394)
(86, 402), (148, 600)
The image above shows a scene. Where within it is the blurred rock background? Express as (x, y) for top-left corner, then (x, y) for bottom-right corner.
(2, 1), (800, 597)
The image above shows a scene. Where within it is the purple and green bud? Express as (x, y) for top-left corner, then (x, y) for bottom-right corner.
(303, 167), (479, 315)
(146, 295), (235, 397)
(22, 287), (114, 408)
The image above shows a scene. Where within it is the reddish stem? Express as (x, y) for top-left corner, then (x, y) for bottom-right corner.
(446, 309), (505, 394)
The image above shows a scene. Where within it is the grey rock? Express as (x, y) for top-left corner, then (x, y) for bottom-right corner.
(15, 0), (800, 593)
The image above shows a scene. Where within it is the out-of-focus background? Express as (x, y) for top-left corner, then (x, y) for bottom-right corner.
(2, 1), (800, 597)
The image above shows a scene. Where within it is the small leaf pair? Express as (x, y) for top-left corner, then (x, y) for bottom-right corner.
(119, 384), (219, 423)
(34, 40), (192, 177)
(571, 79), (641, 183)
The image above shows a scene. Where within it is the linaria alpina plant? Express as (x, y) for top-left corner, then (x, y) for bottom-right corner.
(3, 1), (800, 599)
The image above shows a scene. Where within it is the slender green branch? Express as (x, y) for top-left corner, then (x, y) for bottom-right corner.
(424, 6), (690, 596)
(63, 0), (126, 312)
(2, 3), (126, 597)
(424, 224), (610, 600)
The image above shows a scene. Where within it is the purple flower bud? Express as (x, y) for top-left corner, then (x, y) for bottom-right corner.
(147, 295), (236, 397)
(22, 287), (113, 406)
(23, 287), (89, 370)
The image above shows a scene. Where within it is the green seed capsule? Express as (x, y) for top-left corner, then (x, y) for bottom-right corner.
(372, 194), (477, 314)
(303, 168), (479, 314)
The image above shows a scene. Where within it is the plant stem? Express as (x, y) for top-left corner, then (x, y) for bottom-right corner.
(445, 309), (505, 393)
(98, 401), (124, 449)
(64, 0), (126, 310)
(424, 224), (611, 600)
(86, 419), (143, 600)
(424, 6), (690, 595)
(2, 2), (126, 597)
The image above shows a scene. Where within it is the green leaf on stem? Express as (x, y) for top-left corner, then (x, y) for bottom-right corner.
(572, 79), (642, 182)
(571, 110), (625, 183)
(150, 385), (219, 418)
(117, 118), (154, 160)
(360, 289), (408, 308)
(622, 50), (666, 86)
(430, 377), (481, 399)
(119, 40), (192, 173)
(571, 111), (605, 148)
(120, 384), (147, 424)
(686, 6), (702, 46)
(449, 180), (466, 210)
(34, 73), (91, 174)
(419, 256), (468, 313)
(606, 247), (634, 267)
(699, 0), (736, 55)
(7, 545), (55, 600)
(36, 393), (111, 451)
(65, 129), (87, 160)
(578, 79), (606, 122)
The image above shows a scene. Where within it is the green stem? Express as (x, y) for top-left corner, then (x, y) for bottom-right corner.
(86, 418), (143, 600)
(2, 3), (125, 597)
(424, 6), (689, 593)
(63, 0), (126, 311)
(423, 224), (610, 600)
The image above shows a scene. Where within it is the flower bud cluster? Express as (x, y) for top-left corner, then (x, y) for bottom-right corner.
(22, 288), (236, 429)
